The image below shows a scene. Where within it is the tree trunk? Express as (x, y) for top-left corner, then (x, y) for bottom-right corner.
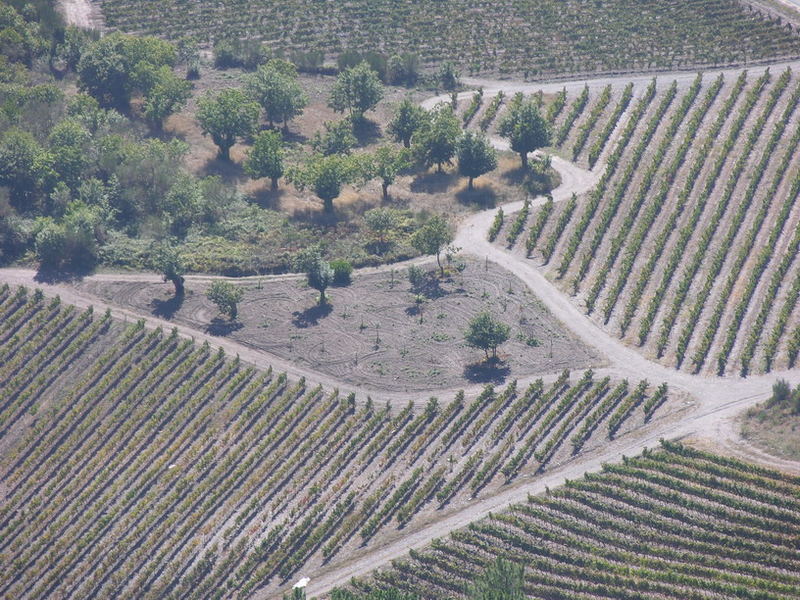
(437, 162), (443, 173)
(437, 251), (444, 277)
(271, 177), (279, 191)
(520, 151), (528, 169)
(171, 275), (185, 297)
(319, 288), (327, 305)
(403, 138), (411, 148)
(382, 182), (389, 200)
(468, 176), (474, 191)
(219, 144), (231, 161)
(323, 197), (334, 213)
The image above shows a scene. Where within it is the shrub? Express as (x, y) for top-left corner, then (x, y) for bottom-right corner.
(330, 259), (353, 286)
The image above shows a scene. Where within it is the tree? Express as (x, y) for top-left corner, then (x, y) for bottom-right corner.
(467, 558), (525, 600)
(329, 62), (384, 121)
(388, 98), (428, 148)
(244, 130), (284, 190)
(196, 88), (260, 161)
(150, 241), (185, 296)
(0, 128), (52, 206)
(364, 207), (400, 245)
(206, 280), (243, 320)
(142, 66), (191, 130)
(77, 32), (176, 108)
(465, 313), (511, 361)
(48, 118), (91, 191)
(438, 61), (460, 91)
(287, 154), (359, 213)
(294, 245), (334, 305)
(311, 120), (357, 156)
(245, 59), (308, 130)
(457, 131), (497, 190)
(368, 145), (411, 199)
(413, 105), (461, 173)
(411, 215), (453, 276)
(498, 99), (550, 169)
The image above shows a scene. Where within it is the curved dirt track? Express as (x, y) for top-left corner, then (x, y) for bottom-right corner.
(57, 0), (104, 29)
(4, 68), (800, 598)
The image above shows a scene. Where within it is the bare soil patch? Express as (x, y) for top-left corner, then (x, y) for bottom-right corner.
(741, 404), (800, 461)
(76, 258), (600, 392)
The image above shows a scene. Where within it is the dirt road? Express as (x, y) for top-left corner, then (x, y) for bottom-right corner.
(57, 0), (103, 29)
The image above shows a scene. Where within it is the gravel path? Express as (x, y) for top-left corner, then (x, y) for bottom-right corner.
(57, 0), (103, 29)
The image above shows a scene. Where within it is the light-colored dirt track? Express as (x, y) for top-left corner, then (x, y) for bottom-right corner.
(57, 0), (103, 29)
(3, 66), (800, 599)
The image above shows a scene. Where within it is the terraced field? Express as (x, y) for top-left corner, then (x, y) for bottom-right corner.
(0, 284), (672, 600)
(346, 442), (800, 600)
(500, 67), (800, 376)
(98, 0), (800, 78)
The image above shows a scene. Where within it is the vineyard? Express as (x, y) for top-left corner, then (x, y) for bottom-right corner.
(498, 67), (800, 375)
(349, 442), (800, 600)
(97, 0), (800, 78)
(0, 285), (674, 599)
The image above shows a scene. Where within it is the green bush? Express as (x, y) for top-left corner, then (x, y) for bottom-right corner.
(330, 259), (353, 286)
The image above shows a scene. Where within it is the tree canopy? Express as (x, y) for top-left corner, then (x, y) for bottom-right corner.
(411, 214), (453, 276)
(245, 59), (308, 130)
(413, 105), (461, 173)
(457, 131), (498, 190)
(465, 312), (511, 361)
(498, 99), (551, 169)
(244, 130), (284, 190)
(288, 154), (361, 213)
(196, 88), (260, 161)
(206, 280), (243, 320)
(329, 62), (384, 121)
(388, 98), (428, 148)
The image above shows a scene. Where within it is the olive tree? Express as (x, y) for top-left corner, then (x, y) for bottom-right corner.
(413, 105), (461, 173)
(149, 241), (185, 296)
(196, 88), (260, 161)
(465, 312), (511, 361)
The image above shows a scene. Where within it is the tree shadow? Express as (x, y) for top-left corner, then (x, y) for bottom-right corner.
(249, 185), (286, 210)
(282, 128), (309, 146)
(151, 294), (184, 319)
(292, 303), (333, 328)
(352, 118), (381, 147)
(455, 186), (498, 208)
(463, 358), (511, 384)
(206, 318), (244, 336)
(201, 155), (246, 183)
(410, 271), (448, 299)
(34, 264), (92, 284)
(410, 171), (458, 194)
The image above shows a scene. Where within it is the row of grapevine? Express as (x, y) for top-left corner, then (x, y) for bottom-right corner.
(351, 442), (800, 600)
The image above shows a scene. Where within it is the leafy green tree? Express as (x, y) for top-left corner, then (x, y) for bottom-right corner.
(288, 154), (359, 213)
(244, 130), (284, 190)
(467, 558), (525, 600)
(77, 32), (176, 108)
(438, 61), (460, 90)
(206, 280), (243, 320)
(411, 214), (453, 276)
(48, 118), (91, 191)
(34, 201), (102, 271)
(142, 66), (191, 130)
(329, 62), (384, 121)
(465, 313), (511, 361)
(176, 36), (200, 78)
(196, 88), (260, 161)
(368, 145), (411, 199)
(457, 131), (497, 190)
(245, 59), (308, 130)
(364, 207), (400, 245)
(162, 174), (203, 237)
(150, 241), (185, 296)
(498, 99), (550, 169)
(413, 105), (461, 173)
(388, 98), (428, 148)
(307, 256), (334, 305)
(312, 119), (357, 156)
(0, 128), (52, 205)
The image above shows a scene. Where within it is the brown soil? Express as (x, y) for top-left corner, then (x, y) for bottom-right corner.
(76, 258), (600, 392)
